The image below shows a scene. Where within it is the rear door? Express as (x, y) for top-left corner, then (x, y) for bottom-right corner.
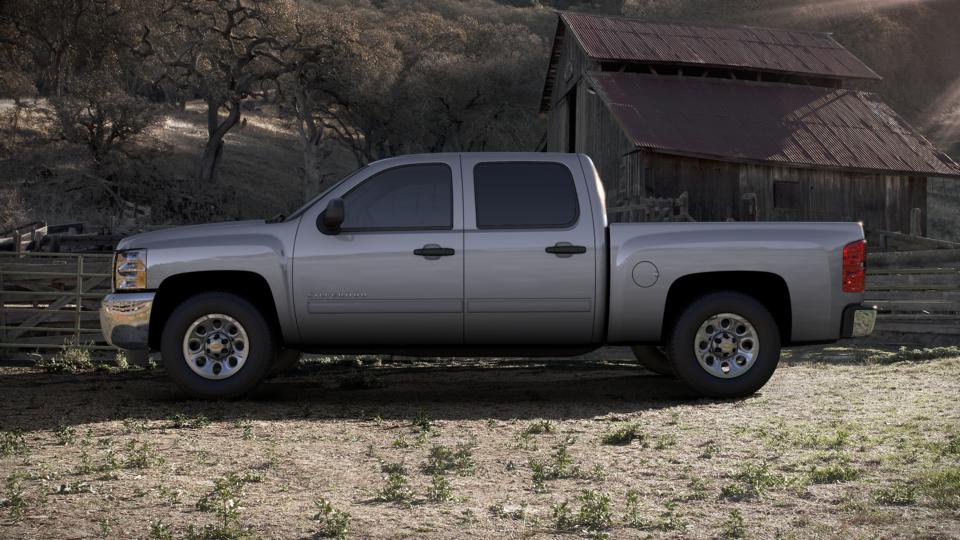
(462, 156), (598, 345)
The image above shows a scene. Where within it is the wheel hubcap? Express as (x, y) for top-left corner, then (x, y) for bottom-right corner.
(182, 313), (249, 380)
(694, 313), (758, 379)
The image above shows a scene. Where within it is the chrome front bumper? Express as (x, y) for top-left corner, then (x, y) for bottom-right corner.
(841, 303), (877, 338)
(100, 292), (155, 350)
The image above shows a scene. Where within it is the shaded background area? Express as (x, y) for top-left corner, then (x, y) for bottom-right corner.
(1, 0), (958, 237)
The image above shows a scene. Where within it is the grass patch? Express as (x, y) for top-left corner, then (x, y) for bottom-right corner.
(874, 483), (918, 506)
(523, 420), (555, 435)
(600, 422), (645, 446)
(920, 467), (960, 509)
(169, 413), (211, 430)
(808, 454), (860, 484)
(720, 462), (785, 501)
(530, 437), (589, 492)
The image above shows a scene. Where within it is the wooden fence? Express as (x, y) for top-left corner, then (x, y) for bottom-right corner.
(0, 252), (114, 351)
(0, 249), (957, 354)
(608, 192), (695, 223)
(865, 249), (960, 345)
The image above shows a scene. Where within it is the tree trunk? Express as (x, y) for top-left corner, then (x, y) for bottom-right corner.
(198, 99), (242, 185)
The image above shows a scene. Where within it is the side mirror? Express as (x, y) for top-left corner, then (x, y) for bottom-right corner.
(318, 198), (345, 233)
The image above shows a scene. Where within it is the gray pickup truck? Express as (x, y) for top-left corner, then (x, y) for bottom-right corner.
(101, 153), (876, 399)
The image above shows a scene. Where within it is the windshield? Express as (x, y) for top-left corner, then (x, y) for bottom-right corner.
(282, 164), (369, 222)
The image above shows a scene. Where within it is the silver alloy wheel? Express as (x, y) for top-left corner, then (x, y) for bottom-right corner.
(693, 312), (759, 379)
(182, 313), (249, 380)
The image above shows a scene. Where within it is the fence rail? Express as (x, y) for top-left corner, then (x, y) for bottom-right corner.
(0, 251), (114, 351)
(865, 250), (960, 344)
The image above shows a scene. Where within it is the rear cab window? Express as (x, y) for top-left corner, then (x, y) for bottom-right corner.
(473, 162), (579, 229)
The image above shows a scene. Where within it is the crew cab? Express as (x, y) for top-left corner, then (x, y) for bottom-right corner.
(100, 153), (876, 399)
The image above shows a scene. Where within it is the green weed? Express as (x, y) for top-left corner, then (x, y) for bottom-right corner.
(35, 340), (93, 373)
(523, 420), (555, 435)
(0, 430), (27, 457)
(376, 463), (414, 504)
(553, 489), (612, 539)
(313, 497), (350, 539)
(420, 441), (476, 475)
(721, 509), (748, 539)
(427, 474), (453, 502)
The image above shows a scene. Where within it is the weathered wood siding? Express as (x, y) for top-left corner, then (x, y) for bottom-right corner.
(545, 93), (570, 153)
(572, 80), (636, 212)
(636, 153), (928, 233)
(549, 27), (593, 112)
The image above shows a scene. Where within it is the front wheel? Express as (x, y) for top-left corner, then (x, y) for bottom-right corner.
(160, 292), (276, 399)
(666, 292), (780, 398)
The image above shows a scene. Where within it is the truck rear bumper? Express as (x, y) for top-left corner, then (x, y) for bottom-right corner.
(100, 292), (154, 350)
(841, 303), (877, 338)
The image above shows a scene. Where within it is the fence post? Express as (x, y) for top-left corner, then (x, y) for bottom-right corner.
(75, 255), (83, 344)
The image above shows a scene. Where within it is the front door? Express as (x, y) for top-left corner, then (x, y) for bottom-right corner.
(292, 157), (464, 346)
(462, 156), (598, 345)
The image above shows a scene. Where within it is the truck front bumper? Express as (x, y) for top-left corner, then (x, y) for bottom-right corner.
(100, 292), (155, 350)
(841, 303), (877, 338)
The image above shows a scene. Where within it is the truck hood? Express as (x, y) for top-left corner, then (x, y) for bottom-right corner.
(116, 220), (267, 251)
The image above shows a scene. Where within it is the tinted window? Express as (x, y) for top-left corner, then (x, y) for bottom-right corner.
(474, 162), (579, 229)
(341, 164), (452, 230)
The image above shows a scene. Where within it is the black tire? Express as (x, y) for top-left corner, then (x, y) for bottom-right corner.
(666, 292), (780, 399)
(268, 348), (302, 377)
(630, 345), (674, 376)
(160, 292), (276, 399)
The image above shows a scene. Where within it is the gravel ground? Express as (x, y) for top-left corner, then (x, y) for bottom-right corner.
(0, 345), (958, 539)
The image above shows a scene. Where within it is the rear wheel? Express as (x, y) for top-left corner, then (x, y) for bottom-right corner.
(630, 345), (673, 376)
(160, 292), (276, 399)
(666, 292), (780, 398)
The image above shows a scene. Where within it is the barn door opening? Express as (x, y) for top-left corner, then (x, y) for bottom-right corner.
(566, 87), (577, 152)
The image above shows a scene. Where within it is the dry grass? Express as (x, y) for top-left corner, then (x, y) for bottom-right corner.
(0, 345), (958, 538)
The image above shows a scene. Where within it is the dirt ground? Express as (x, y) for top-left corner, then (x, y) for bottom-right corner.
(0, 346), (958, 539)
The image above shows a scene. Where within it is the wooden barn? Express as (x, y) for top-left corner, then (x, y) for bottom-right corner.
(540, 12), (960, 233)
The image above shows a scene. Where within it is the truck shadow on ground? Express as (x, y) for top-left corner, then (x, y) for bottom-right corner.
(0, 356), (714, 431)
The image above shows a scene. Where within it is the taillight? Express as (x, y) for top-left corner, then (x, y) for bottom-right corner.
(842, 240), (866, 293)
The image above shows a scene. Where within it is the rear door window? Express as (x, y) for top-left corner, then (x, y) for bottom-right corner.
(474, 162), (579, 229)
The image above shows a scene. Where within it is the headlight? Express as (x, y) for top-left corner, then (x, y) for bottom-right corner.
(114, 249), (147, 290)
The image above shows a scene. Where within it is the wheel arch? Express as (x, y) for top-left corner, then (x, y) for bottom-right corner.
(148, 271), (283, 350)
(661, 271), (792, 344)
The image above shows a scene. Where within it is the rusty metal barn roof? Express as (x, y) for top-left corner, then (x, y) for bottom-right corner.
(587, 72), (960, 177)
(562, 12), (881, 80)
